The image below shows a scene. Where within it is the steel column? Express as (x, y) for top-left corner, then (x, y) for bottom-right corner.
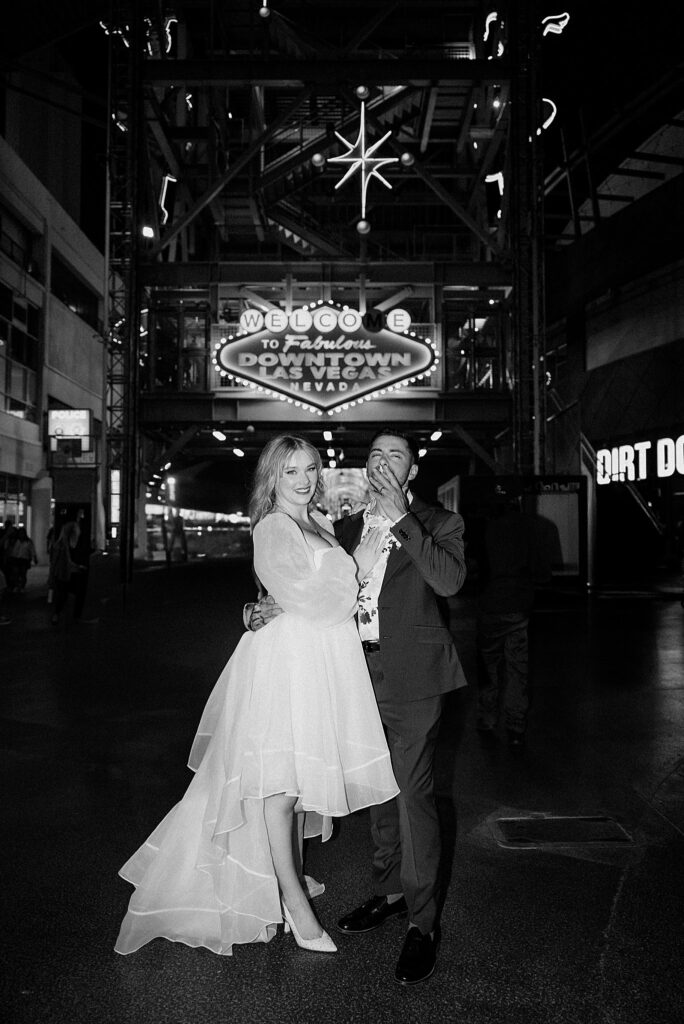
(508, 1), (545, 474)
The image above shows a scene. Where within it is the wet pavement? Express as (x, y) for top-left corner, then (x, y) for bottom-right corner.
(2, 557), (683, 1024)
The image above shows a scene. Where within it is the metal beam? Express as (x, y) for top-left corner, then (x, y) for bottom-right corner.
(140, 260), (513, 288)
(611, 167), (667, 180)
(356, 96), (501, 255)
(152, 86), (315, 252)
(143, 59), (511, 88)
(630, 151), (684, 166)
(257, 87), (422, 192)
(266, 210), (351, 257)
(419, 87), (439, 153)
(450, 422), (500, 472)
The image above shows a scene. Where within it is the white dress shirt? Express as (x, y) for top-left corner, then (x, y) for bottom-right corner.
(357, 492), (412, 643)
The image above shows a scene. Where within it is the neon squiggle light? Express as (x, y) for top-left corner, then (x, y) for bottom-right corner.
(485, 171), (504, 194)
(483, 12), (498, 42)
(538, 97), (557, 134)
(541, 12), (570, 36)
(159, 174), (177, 225)
(164, 16), (178, 54)
(99, 20), (130, 47)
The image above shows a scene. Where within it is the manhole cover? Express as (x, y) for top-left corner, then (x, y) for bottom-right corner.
(492, 815), (633, 848)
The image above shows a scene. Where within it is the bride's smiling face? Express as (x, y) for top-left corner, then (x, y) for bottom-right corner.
(275, 449), (319, 513)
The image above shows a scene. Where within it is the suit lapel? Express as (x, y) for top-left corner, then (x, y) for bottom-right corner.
(338, 498), (432, 588)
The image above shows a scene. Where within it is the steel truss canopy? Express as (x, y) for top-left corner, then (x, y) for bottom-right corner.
(132, 0), (515, 267)
(98, 0), (548, 542)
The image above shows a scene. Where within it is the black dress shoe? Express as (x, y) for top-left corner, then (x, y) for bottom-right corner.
(337, 895), (408, 934)
(394, 926), (437, 985)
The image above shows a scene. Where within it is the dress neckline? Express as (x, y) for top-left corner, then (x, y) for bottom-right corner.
(273, 508), (337, 552)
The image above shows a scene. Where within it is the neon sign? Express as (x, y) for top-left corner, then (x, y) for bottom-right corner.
(328, 100), (399, 234)
(213, 302), (438, 415)
(596, 435), (684, 484)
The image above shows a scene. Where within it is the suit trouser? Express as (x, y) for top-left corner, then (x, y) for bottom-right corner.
(364, 651), (444, 935)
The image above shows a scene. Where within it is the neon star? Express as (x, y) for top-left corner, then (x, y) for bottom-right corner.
(329, 102), (398, 219)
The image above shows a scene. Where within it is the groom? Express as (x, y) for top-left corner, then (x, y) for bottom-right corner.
(251, 428), (467, 985)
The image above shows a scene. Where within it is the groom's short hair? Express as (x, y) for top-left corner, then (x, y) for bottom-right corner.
(368, 428), (420, 464)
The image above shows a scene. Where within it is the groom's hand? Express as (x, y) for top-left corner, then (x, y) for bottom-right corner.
(249, 594), (284, 631)
(368, 462), (410, 522)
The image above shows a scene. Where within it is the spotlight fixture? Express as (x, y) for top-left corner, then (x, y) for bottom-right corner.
(141, 225), (154, 238)
(418, 448), (427, 458)
(430, 430), (442, 442)
(212, 429), (227, 441)
(323, 430), (333, 441)
(233, 448), (245, 457)
(327, 448), (335, 458)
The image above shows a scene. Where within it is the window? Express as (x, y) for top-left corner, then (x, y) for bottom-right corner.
(0, 472), (30, 527)
(51, 254), (100, 330)
(0, 277), (40, 421)
(0, 206), (34, 272)
(0, 281), (12, 320)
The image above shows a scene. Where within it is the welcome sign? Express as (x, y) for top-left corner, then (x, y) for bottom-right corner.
(212, 302), (438, 414)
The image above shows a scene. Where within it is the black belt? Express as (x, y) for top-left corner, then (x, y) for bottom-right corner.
(362, 640), (381, 652)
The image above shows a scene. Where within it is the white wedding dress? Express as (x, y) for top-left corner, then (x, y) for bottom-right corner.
(115, 511), (398, 956)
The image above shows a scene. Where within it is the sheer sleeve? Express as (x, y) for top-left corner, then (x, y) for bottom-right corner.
(252, 512), (358, 626)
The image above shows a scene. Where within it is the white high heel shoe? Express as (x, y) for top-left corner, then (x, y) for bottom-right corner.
(282, 903), (337, 953)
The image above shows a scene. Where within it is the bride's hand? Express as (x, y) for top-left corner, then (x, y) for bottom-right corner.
(352, 527), (385, 580)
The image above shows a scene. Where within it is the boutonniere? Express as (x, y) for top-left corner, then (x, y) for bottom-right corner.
(384, 533), (400, 553)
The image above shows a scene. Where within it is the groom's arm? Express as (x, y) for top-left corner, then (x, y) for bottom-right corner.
(244, 594), (284, 631)
(390, 509), (466, 597)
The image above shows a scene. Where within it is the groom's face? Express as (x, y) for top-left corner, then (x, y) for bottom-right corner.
(366, 434), (417, 491)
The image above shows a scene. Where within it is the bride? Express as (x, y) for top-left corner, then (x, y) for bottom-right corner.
(115, 434), (398, 956)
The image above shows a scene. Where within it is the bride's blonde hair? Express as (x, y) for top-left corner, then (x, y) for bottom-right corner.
(248, 434), (324, 527)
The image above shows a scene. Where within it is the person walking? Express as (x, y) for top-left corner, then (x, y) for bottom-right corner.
(474, 483), (552, 750)
(251, 429), (468, 985)
(4, 526), (38, 592)
(48, 522), (84, 625)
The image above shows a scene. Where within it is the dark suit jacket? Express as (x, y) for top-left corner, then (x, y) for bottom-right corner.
(335, 495), (468, 702)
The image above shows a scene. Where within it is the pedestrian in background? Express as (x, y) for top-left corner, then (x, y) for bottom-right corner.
(4, 526), (38, 592)
(475, 483), (552, 750)
(48, 522), (84, 626)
